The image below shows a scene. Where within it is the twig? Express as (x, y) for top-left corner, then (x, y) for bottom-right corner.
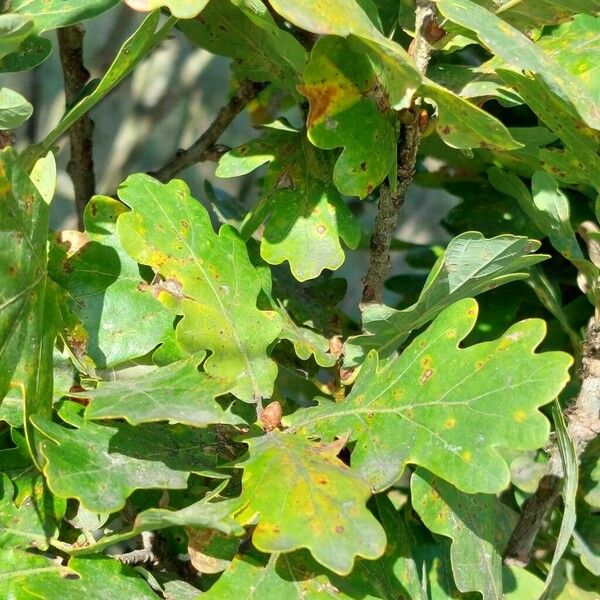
(151, 79), (267, 183)
(504, 318), (600, 566)
(57, 25), (96, 230)
(361, 0), (438, 304)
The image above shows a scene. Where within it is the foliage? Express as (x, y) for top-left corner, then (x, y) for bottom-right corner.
(0, 0), (599, 598)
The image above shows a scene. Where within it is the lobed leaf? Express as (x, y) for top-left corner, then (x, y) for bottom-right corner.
(84, 355), (238, 426)
(179, 0), (306, 92)
(50, 195), (173, 369)
(411, 469), (513, 599)
(436, 0), (600, 130)
(346, 232), (547, 365)
(234, 432), (386, 575)
(117, 174), (282, 401)
(0, 550), (157, 599)
(217, 124), (360, 281)
(125, 0), (208, 18)
(299, 36), (397, 198)
(32, 402), (225, 513)
(290, 298), (572, 493)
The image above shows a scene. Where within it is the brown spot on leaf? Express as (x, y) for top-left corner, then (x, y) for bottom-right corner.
(420, 368), (433, 384)
(335, 525), (345, 534)
(298, 83), (340, 128)
(441, 125), (451, 135)
(316, 224), (326, 235)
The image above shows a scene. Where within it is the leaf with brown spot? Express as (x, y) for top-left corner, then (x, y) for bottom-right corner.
(234, 432), (386, 574)
(289, 298), (572, 494)
(217, 123), (360, 281)
(117, 174), (282, 402)
(299, 36), (398, 198)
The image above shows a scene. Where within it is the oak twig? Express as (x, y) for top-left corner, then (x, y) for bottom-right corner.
(57, 25), (96, 230)
(361, 0), (438, 305)
(151, 79), (267, 183)
(504, 319), (600, 566)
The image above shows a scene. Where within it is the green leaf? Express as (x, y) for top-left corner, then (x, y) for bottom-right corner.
(125, 0), (208, 18)
(0, 87), (32, 129)
(411, 469), (513, 599)
(84, 355), (238, 426)
(581, 437), (600, 508)
(497, 69), (600, 191)
(0, 14), (33, 60)
(206, 496), (424, 599)
(217, 125), (361, 280)
(269, 0), (420, 109)
(541, 402), (578, 599)
(50, 195), (173, 369)
(274, 302), (336, 367)
(0, 474), (60, 551)
(0, 550), (157, 599)
(0, 148), (55, 465)
(117, 174), (282, 401)
(31, 402), (225, 513)
(72, 493), (244, 555)
(346, 232), (547, 366)
(489, 169), (598, 284)
(22, 10), (176, 169)
(179, 0), (306, 92)
(235, 432), (386, 574)
(420, 80), (521, 151)
(537, 14), (600, 103)
(298, 36), (397, 198)
(0, 35), (51, 73)
(29, 151), (56, 205)
(290, 298), (572, 493)
(6, 0), (119, 33)
(436, 0), (600, 130)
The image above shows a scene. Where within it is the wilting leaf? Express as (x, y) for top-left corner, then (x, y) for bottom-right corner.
(290, 298), (572, 493)
(412, 469), (513, 599)
(299, 36), (397, 198)
(32, 402), (225, 513)
(269, 0), (420, 109)
(436, 0), (600, 130)
(84, 355), (238, 426)
(234, 432), (386, 574)
(6, 0), (119, 33)
(217, 124), (360, 281)
(0, 87), (32, 129)
(179, 0), (306, 91)
(117, 174), (282, 401)
(51, 196), (173, 368)
(0, 550), (156, 599)
(346, 232), (547, 365)
(125, 0), (208, 18)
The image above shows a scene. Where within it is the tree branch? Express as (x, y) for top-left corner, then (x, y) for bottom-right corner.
(504, 318), (600, 566)
(151, 79), (267, 183)
(361, 0), (439, 305)
(57, 25), (96, 230)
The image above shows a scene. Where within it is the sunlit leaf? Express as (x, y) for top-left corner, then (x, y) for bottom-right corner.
(290, 298), (572, 493)
(299, 36), (397, 198)
(217, 124), (360, 281)
(179, 0), (306, 91)
(117, 174), (282, 401)
(84, 355), (238, 426)
(0, 87), (32, 129)
(50, 196), (173, 369)
(125, 0), (208, 18)
(234, 432), (386, 574)
(346, 232), (547, 365)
